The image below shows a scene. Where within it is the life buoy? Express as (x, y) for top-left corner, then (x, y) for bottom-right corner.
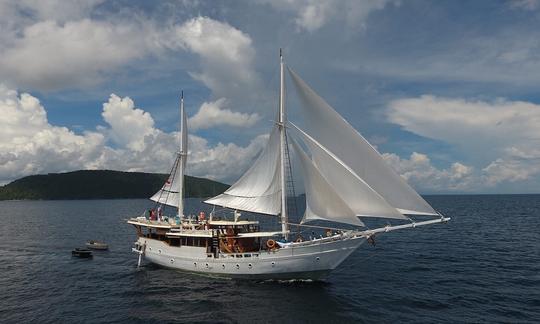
(295, 236), (303, 243)
(266, 239), (276, 249)
(199, 211), (206, 221)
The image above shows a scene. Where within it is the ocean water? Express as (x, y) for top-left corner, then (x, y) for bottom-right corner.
(0, 195), (538, 323)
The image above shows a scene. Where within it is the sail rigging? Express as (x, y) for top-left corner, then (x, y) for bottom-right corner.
(288, 68), (438, 216)
(150, 93), (188, 217)
(205, 55), (440, 229)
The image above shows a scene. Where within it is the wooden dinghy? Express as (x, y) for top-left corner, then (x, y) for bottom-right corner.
(86, 240), (109, 250)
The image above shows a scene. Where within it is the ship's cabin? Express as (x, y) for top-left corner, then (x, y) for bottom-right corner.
(128, 213), (284, 256)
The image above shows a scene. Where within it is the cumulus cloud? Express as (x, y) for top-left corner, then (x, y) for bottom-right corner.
(189, 98), (261, 130)
(388, 95), (540, 187)
(382, 152), (475, 192)
(101, 94), (156, 151)
(188, 134), (269, 181)
(0, 85), (105, 183)
(0, 86), (267, 184)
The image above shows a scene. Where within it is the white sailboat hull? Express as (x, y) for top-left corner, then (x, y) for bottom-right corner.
(134, 234), (366, 280)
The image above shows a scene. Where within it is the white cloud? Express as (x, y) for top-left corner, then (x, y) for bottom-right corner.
(188, 134), (268, 182)
(261, 0), (394, 32)
(0, 85), (105, 183)
(168, 16), (262, 103)
(101, 94), (156, 151)
(388, 95), (540, 187)
(0, 8), (262, 102)
(189, 98), (261, 130)
(0, 86), (267, 185)
(382, 152), (475, 192)
(0, 19), (150, 90)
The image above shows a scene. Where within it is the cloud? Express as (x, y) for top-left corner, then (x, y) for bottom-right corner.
(261, 0), (394, 32)
(388, 95), (540, 187)
(509, 0), (540, 10)
(189, 98), (261, 130)
(101, 94), (156, 151)
(188, 133), (268, 182)
(0, 85), (105, 183)
(0, 8), (262, 103)
(169, 16), (262, 103)
(0, 19), (150, 90)
(382, 152), (475, 192)
(0, 86), (267, 185)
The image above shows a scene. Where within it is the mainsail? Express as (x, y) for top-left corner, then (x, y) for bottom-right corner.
(150, 95), (188, 216)
(288, 68), (438, 216)
(204, 126), (282, 215)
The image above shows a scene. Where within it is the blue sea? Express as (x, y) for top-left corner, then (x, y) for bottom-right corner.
(0, 195), (539, 323)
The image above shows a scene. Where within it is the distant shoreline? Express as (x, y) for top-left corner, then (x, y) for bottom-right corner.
(0, 170), (229, 201)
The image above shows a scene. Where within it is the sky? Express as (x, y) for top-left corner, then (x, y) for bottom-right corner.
(1, 0), (540, 194)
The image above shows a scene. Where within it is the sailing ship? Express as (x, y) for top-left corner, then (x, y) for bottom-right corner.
(128, 51), (450, 280)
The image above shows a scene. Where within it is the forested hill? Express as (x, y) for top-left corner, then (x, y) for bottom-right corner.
(0, 170), (230, 200)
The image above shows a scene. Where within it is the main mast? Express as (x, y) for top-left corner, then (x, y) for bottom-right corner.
(279, 49), (289, 240)
(178, 91), (186, 220)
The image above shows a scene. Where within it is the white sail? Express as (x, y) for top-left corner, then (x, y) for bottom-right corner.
(291, 124), (407, 220)
(204, 126), (282, 215)
(290, 139), (364, 226)
(288, 68), (438, 216)
(150, 96), (188, 214)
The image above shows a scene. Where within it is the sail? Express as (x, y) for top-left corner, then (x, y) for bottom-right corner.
(150, 154), (183, 208)
(291, 124), (407, 220)
(150, 97), (188, 213)
(290, 139), (364, 226)
(204, 126), (282, 215)
(288, 68), (438, 216)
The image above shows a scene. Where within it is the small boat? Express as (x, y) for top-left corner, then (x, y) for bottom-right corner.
(85, 240), (109, 250)
(72, 248), (93, 258)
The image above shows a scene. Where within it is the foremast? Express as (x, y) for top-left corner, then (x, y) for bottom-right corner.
(178, 91), (187, 220)
(279, 49), (289, 240)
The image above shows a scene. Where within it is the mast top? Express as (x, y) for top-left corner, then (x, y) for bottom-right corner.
(181, 90), (183, 100)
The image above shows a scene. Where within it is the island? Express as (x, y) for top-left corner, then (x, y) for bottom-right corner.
(0, 170), (229, 200)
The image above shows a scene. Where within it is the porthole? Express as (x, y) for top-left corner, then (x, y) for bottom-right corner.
(236, 264), (240, 269)
(222, 264), (226, 269)
(194, 262), (197, 267)
(248, 263), (252, 269)
(205, 263), (209, 268)
(316, 257), (320, 261)
(271, 261), (276, 267)
(148, 247), (152, 251)
(170, 259), (174, 264)
(158, 249), (162, 254)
